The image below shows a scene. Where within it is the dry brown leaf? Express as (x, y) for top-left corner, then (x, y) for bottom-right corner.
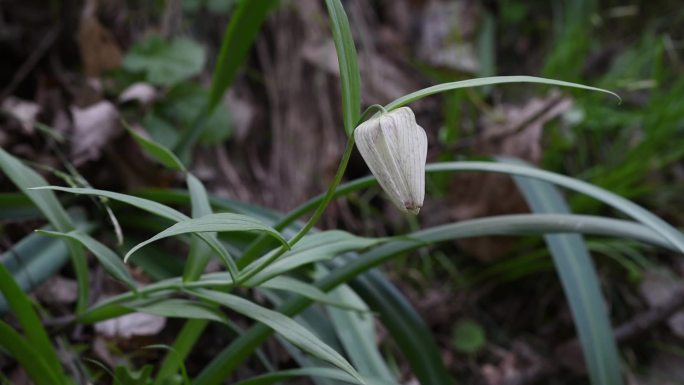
(78, 1), (122, 77)
(35, 276), (78, 305)
(70, 101), (122, 165)
(1, 96), (40, 133)
(95, 312), (166, 339)
(119, 82), (157, 106)
(639, 270), (684, 338)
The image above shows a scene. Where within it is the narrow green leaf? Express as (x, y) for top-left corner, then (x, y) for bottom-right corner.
(36, 230), (135, 289)
(507, 158), (623, 385)
(232, 367), (368, 385)
(193, 212), (673, 385)
(259, 276), (367, 312)
(0, 149), (72, 229)
(0, 148), (89, 313)
(129, 298), (228, 324)
(325, 0), (362, 135)
(348, 269), (453, 385)
(175, 0), (277, 156)
(154, 319), (208, 385)
(206, 0), (277, 115)
(127, 125), (186, 171)
(0, 231), (69, 313)
(144, 345), (191, 385)
(32, 186), (239, 280)
(424, 162), (684, 255)
(184, 173), (214, 282)
(384, 76), (620, 111)
(324, 278), (396, 382)
(32, 186), (187, 221)
(243, 231), (379, 286)
(124, 213), (286, 284)
(0, 320), (63, 385)
(192, 288), (366, 384)
(0, 264), (64, 378)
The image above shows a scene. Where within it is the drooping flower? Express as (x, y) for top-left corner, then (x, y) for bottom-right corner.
(354, 107), (427, 214)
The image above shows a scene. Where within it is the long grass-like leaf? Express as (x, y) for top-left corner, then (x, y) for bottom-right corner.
(175, 0), (277, 158)
(507, 158), (623, 385)
(184, 173), (215, 281)
(231, 367), (374, 385)
(127, 126), (186, 171)
(193, 211), (674, 385)
(0, 320), (63, 385)
(0, 148), (89, 313)
(0, 231), (69, 313)
(124, 213), (287, 268)
(36, 230), (135, 289)
(191, 288), (366, 384)
(242, 231), (379, 286)
(346, 269), (452, 385)
(130, 298), (228, 324)
(324, 0), (362, 136)
(259, 276), (366, 312)
(384, 76), (620, 111)
(32, 186), (240, 281)
(324, 278), (397, 383)
(0, 264), (64, 378)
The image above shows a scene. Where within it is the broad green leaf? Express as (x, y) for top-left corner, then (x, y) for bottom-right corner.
(153, 82), (232, 145)
(0, 264), (64, 378)
(129, 298), (228, 324)
(259, 276), (367, 312)
(507, 157), (623, 385)
(452, 320), (486, 354)
(124, 213), (286, 282)
(126, 125), (185, 171)
(36, 230), (135, 289)
(383, 76), (620, 111)
(0, 320), (63, 385)
(0, 148), (89, 313)
(324, 0), (361, 135)
(243, 231), (379, 286)
(123, 35), (206, 86)
(192, 289), (365, 384)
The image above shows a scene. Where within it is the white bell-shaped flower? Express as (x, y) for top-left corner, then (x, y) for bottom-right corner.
(354, 107), (427, 214)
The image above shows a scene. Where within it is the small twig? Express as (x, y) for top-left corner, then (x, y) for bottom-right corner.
(500, 286), (684, 385)
(0, 26), (60, 100)
(614, 286), (684, 342)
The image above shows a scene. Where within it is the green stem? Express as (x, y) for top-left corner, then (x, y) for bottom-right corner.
(236, 136), (356, 284)
(237, 105), (385, 269)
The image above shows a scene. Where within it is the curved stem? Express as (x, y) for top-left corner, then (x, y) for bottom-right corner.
(238, 107), (388, 269)
(236, 137), (356, 283)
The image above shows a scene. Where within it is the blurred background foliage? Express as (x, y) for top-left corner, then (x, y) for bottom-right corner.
(1, 0), (684, 384)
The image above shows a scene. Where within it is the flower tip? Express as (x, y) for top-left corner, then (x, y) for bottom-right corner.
(404, 202), (421, 215)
